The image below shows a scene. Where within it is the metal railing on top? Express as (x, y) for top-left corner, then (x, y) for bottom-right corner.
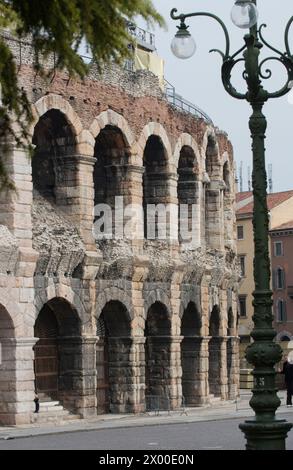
(164, 79), (213, 124)
(126, 22), (156, 51)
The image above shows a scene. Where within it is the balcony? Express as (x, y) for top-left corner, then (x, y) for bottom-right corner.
(126, 22), (156, 52)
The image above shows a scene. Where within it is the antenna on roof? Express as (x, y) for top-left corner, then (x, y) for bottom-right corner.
(239, 161), (243, 192)
(247, 165), (251, 191)
(268, 163), (273, 194)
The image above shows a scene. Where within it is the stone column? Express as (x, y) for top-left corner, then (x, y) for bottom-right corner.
(0, 146), (33, 248)
(205, 181), (225, 251)
(0, 337), (37, 425)
(227, 336), (240, 400)
(219, 337), (228, 400)
(224, 191), (236, 250)
(0, 145), (38, 274)
(169, 335), (183, 410)
(57, 335), (97, 418)
(54, 155), (97, 251)
(200, 337), (210, 404)
(129, 337), (146, 413)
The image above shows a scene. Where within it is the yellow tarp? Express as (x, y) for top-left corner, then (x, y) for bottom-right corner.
(134, 48), (165, 90)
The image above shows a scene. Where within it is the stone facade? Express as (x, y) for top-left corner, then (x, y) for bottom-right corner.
(0, 33), (239, 425)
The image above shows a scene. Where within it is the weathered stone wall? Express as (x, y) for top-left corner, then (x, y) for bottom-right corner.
(0, 32), (240, 425)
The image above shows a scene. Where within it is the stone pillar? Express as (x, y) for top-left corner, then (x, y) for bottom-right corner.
(0, 146), (33, 248)
(129, 337), (146, 413)
(224, 191), (236, 250)
(219, 337), (228, 400)
(200, 337), (210, 404)
(57, 335), (97, 418)
(0, 337), (36, 425)
(205, 182), (224, 251)
(169, 335), (183, 410)
(54, 155), (97, 251)
(227, 336), (240, 399)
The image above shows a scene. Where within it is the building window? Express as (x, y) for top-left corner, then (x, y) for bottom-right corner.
(237, 225), (244, 240)
(275, 267), (285, 290)
(274, 241), (283, 256)
(276, 299), (287, 322)
(239, 295), (247, 318)
(239, 255), (246, 277)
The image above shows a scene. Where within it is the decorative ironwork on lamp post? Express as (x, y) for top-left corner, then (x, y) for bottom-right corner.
(170, 0), (293, 450)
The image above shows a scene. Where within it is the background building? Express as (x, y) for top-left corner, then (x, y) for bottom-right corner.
(236, 191), (293, 366)
(270, 221), (293, 342)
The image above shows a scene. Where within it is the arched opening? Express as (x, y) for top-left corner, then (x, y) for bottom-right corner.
(143, 136), (169, 239)
(177, 147), (199, 244)
(180, 302), (202, 406)
(96, 301), (132, 414)
(32, 109), (76, 203)
(0, 305), (16, 425)
(34, 298), (81, 412)
(280, 335), (291, 342)
(145, 302), (171, 410)
(208, 305), (221, 398)
(93, 125), (130, 239)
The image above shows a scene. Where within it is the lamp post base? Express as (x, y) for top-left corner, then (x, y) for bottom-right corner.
(240, 419), (293, 450)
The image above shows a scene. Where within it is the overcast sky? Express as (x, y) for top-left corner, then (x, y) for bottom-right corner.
(143, 1), (293, 193)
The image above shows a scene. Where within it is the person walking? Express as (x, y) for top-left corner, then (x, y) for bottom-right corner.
(282, 354), (293, 407)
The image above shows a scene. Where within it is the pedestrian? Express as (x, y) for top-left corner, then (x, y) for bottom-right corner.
(34, 393), (40, 413)
(282, 354), (293, 407)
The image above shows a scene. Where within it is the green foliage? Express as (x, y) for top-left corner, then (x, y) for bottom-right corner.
(0, 0), (164, 190)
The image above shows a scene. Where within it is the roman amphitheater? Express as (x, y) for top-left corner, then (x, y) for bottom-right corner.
(0, 31), (239, 425)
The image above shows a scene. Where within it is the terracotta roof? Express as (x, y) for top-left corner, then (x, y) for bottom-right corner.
(270, 220), (293, 231)
(236, 191), (252, 203)
(237, 190), (293, 216)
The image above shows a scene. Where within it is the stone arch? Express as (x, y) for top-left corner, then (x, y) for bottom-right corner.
(34, 284), (86, 327)
(0, 295), (24, 336)
(96, 287), (134, 322)
(33, 297), (82, 412)
(32, 94), (83, 140)
(32, 105), (79, 202)
(137, 122), (173, 167)
(92, 120), (134, 238)
(202, 126), (220, 173)
(89, 109), (135, 148)
(144, 289), (172, 320)
(173, 133), (202, 172)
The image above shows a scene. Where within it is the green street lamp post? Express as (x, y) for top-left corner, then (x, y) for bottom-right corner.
(171, 0), (293, 450)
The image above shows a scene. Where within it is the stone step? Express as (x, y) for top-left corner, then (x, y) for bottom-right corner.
(38, 404), (64, 412)
(32, 412), (81, 424)
(209, 394), (222, 404)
